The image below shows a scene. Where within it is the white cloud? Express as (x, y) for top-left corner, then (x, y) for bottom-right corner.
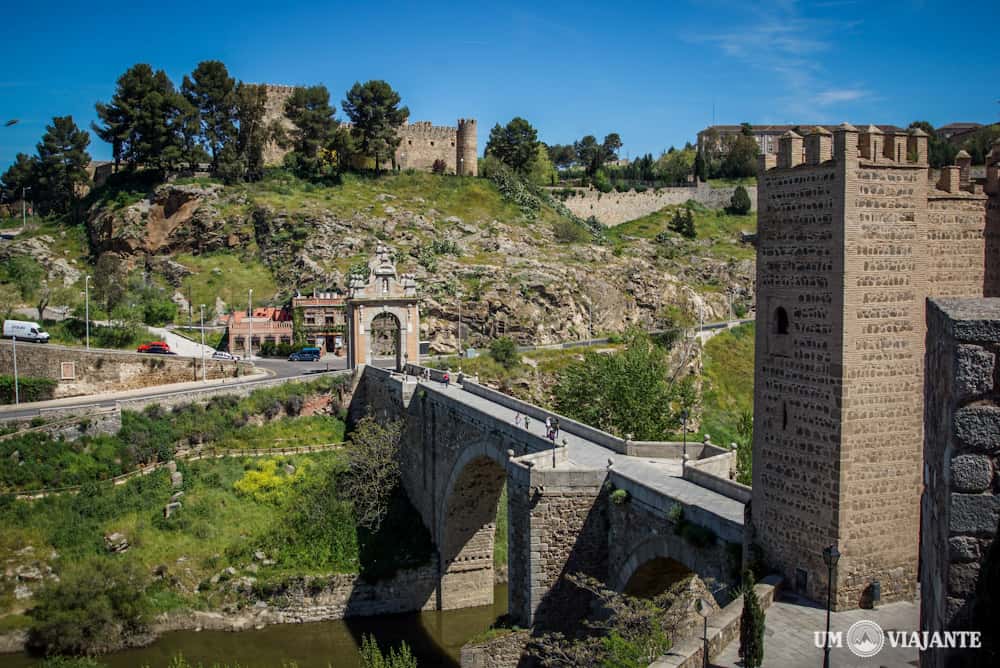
(816, 89), (867, 105)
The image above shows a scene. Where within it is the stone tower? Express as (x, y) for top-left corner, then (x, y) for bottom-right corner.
(456, 118), (478, 176)
(751, 125), (988, 609)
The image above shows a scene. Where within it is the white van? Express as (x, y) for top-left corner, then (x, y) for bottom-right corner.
(2, 320), (51, 343)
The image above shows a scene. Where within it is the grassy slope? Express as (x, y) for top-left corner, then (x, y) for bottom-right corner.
(174, 251), (280, 313)
(699, 322), (755, 446)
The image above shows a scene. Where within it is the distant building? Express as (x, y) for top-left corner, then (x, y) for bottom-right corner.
(226, 307), (292, 357)
(697, 124), (903, 156)
(935, 122), (983, 142)
(292, 290), (346, 355)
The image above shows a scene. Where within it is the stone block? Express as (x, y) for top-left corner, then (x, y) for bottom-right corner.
(948, 536), (981, 562)
(950, 494), (1000, 535)
(947, 562), (981, 597)
(955, 344), (995, 399)
(954, 406), (1000, 453)
(950, 454), (993, 493)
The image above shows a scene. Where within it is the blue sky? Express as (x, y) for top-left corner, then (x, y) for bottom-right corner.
(1, 0), (997, 168)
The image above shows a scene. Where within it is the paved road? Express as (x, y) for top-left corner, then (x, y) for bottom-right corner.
(145, 326), (217, 358)
(413, 375), (745, 535)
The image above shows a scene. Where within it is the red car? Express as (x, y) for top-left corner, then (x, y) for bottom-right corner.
(137, 341), (172, 354)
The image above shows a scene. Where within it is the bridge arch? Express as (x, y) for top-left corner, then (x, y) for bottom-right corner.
(435, 440), (509, 610)
(610, 534), (701, 598)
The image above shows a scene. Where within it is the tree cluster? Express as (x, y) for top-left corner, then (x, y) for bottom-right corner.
(909, 120), (1000, 167)
(668, 206), (696, 239)
(485, 117), (541, 175)
(1, 116), (91, 216)
(554, 329), (698, 440)
(698, 123), (759, 180)
(341, 416), (403, 531)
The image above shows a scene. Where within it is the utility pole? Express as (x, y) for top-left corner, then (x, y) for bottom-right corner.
(200, 304), (207, 381)
(11, 335), (19, 405)
(84, 275), (90, 351)
(247, 288), (253, 360)
(21, 186), (30, 229)
(457, 292), (463, 373)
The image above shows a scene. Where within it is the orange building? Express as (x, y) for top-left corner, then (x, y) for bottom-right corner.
(226, 307), (293, 357)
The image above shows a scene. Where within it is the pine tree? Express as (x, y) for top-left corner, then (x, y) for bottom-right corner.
(0, 153), (38, 201)
(35, 116), (91, 216)
(182, 60), (237, 171)
(222, 82), (269, 183)
(729, 185), (752, 215)
(739, 570), (765, 668)
(283, 85), (338, 180)
(341, 80), (409, 174)
(93, 64), (187, 170)
(486, 117), (540, 174)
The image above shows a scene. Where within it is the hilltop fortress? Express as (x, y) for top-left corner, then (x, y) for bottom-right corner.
(261, 84), (478, 175)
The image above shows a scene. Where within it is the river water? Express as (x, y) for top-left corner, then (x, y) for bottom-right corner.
(8, 585), (508, 668)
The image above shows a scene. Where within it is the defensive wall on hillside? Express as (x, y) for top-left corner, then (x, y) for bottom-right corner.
(349, 364), (745, 630)
(0, 341), (254, 399)
(261, 84), (477, 175)
(552, 181), (758, 225)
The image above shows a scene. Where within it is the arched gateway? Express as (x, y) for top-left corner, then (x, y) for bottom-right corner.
(345, 244), (420, 370)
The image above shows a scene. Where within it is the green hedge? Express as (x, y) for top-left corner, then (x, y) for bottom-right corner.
(0, 375), (57, 404)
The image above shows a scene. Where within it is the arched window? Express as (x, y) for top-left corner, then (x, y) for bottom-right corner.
(775, 306), (789, 335)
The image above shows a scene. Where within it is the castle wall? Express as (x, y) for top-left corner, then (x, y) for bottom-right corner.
(261, 84), (476, 174)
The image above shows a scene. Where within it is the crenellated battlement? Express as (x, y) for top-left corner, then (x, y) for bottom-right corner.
(399, 121), (458, 140)
(763, 122), (930, 173)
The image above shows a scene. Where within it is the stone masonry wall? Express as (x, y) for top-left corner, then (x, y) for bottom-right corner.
(0, 342), (250, 399)
(554, 182), (758, 225)
(920, 299), (1000, 668)
(460, 629), (532, 668)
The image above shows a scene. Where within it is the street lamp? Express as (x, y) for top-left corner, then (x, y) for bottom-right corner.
(21, 186), (30, 229)
(11, 335), (19, 405)
(200, 304), (207, 382)
(247, 288), (253, 361)
(681, 410), (689, 461)
(457, 291), (463, 373)
(84, 275), (90, 351)
(696, 597), (713, 668)
(822, 544), (841, 668)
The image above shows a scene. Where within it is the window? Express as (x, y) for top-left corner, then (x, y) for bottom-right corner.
(782, 402), (788, 430)
(775, 306), (789, 335)
(430, 141), (435, 147)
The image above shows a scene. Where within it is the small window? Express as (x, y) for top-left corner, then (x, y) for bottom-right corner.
(775, 307), (789, 335)
(430, 141), (435, 147)
(782, 401), (788, 430)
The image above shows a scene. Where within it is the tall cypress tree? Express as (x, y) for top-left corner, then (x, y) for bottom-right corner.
(35, 116), (91, 216)
(739, 570), (765, 668)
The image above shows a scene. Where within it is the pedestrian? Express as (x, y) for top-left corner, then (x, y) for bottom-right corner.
(443, 371), (450, 389)
(514, 412), (522, 428)
(553, 417), (561, 440)
(524, 416), (531, 432)
(424, 367), (430, 383)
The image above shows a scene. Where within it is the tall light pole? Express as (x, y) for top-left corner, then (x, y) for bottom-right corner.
(822, 544), (841, 668)
(247, 288), (253, 360)
(200, 304), (207, 382)
(84, 275), (91, 351)
(681, 410), (689, 461)
(11, 335), (19, 405)
(21, 186), (30, 229)
(457, 291), (463, 372)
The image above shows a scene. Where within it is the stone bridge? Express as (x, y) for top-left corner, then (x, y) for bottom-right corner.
(349, 365), (749, 628)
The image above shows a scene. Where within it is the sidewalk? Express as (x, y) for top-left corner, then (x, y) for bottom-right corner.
(711, 593), (919, 667)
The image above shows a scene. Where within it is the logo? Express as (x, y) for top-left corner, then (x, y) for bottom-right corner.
(847, 620), (885, 658)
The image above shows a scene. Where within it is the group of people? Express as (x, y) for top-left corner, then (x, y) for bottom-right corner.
(513, 412), (561, 443)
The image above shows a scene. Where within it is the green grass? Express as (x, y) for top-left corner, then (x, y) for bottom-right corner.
(699, 322), (755, 445)
(174, 251), (280, 311)
(41, 318), (157, 350)
(607, 202), (756, 262)
(706, 176), (757, 188)
(173, 327), (226, 350)
(216, 415), (346, 450)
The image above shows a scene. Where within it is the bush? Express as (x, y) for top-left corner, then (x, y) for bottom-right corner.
(359, 634), (417, 668)
(553, 219), (588, 244)
(0, 375), (57, 404)
(610, 489), (629, 505)
(29, 558), (151, 656)
(489, 337), (520, 370)
(481, 155), (541, 216)
(728, 185), (752, 215)
(431, 158), (447, 175)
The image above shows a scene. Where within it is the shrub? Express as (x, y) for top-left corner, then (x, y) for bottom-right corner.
(0, 375), (57, 404)
(610, 489), (629, 505)
(431, 158), (447, 175)
(482, 156), (541, 216)
(359, 634), (418, 668)
(29, 558), (151, 656)
(728, 185), (752, 215)
(489, 337), (520, 370)
(553, 219), (588, 244)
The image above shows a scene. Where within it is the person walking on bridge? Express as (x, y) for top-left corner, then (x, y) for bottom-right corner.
(442, 371), (450, 389)
(552, 417), (561, 440)
(514, 412), (522, 428)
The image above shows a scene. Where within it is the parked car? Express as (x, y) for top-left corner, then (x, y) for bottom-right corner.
(2, 319), (50, 343)
(138, 342), (175, 355)
(211, 350), (237, 361)
(288, 347), (321, 362)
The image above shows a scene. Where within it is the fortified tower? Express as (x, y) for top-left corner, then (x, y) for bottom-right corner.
(752, 125), (988, 609)
(456, 119), (478, 176)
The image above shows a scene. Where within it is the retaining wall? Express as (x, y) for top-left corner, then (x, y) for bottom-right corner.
(553, 182), (758, 226)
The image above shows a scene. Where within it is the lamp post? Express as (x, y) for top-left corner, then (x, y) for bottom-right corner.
(460, 156), (464, 176)
(84, 275), (90, 351)
(681, 409), (689, 461)
(21, 186), (30, 229)
(247, 288), (253, 360)
(697, 597), (713, 668)
(457, 291), (463, 373)
(822, 544), (841, 668)
(11, 335), (19, 405)
(200, 304), (206, 382)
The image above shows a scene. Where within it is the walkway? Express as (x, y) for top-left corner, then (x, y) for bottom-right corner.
(414, 375), (745, 532)
(712, 593), (919, 668)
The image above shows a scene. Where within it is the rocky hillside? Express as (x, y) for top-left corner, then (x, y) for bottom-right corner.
(14, 171), (756, 352)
